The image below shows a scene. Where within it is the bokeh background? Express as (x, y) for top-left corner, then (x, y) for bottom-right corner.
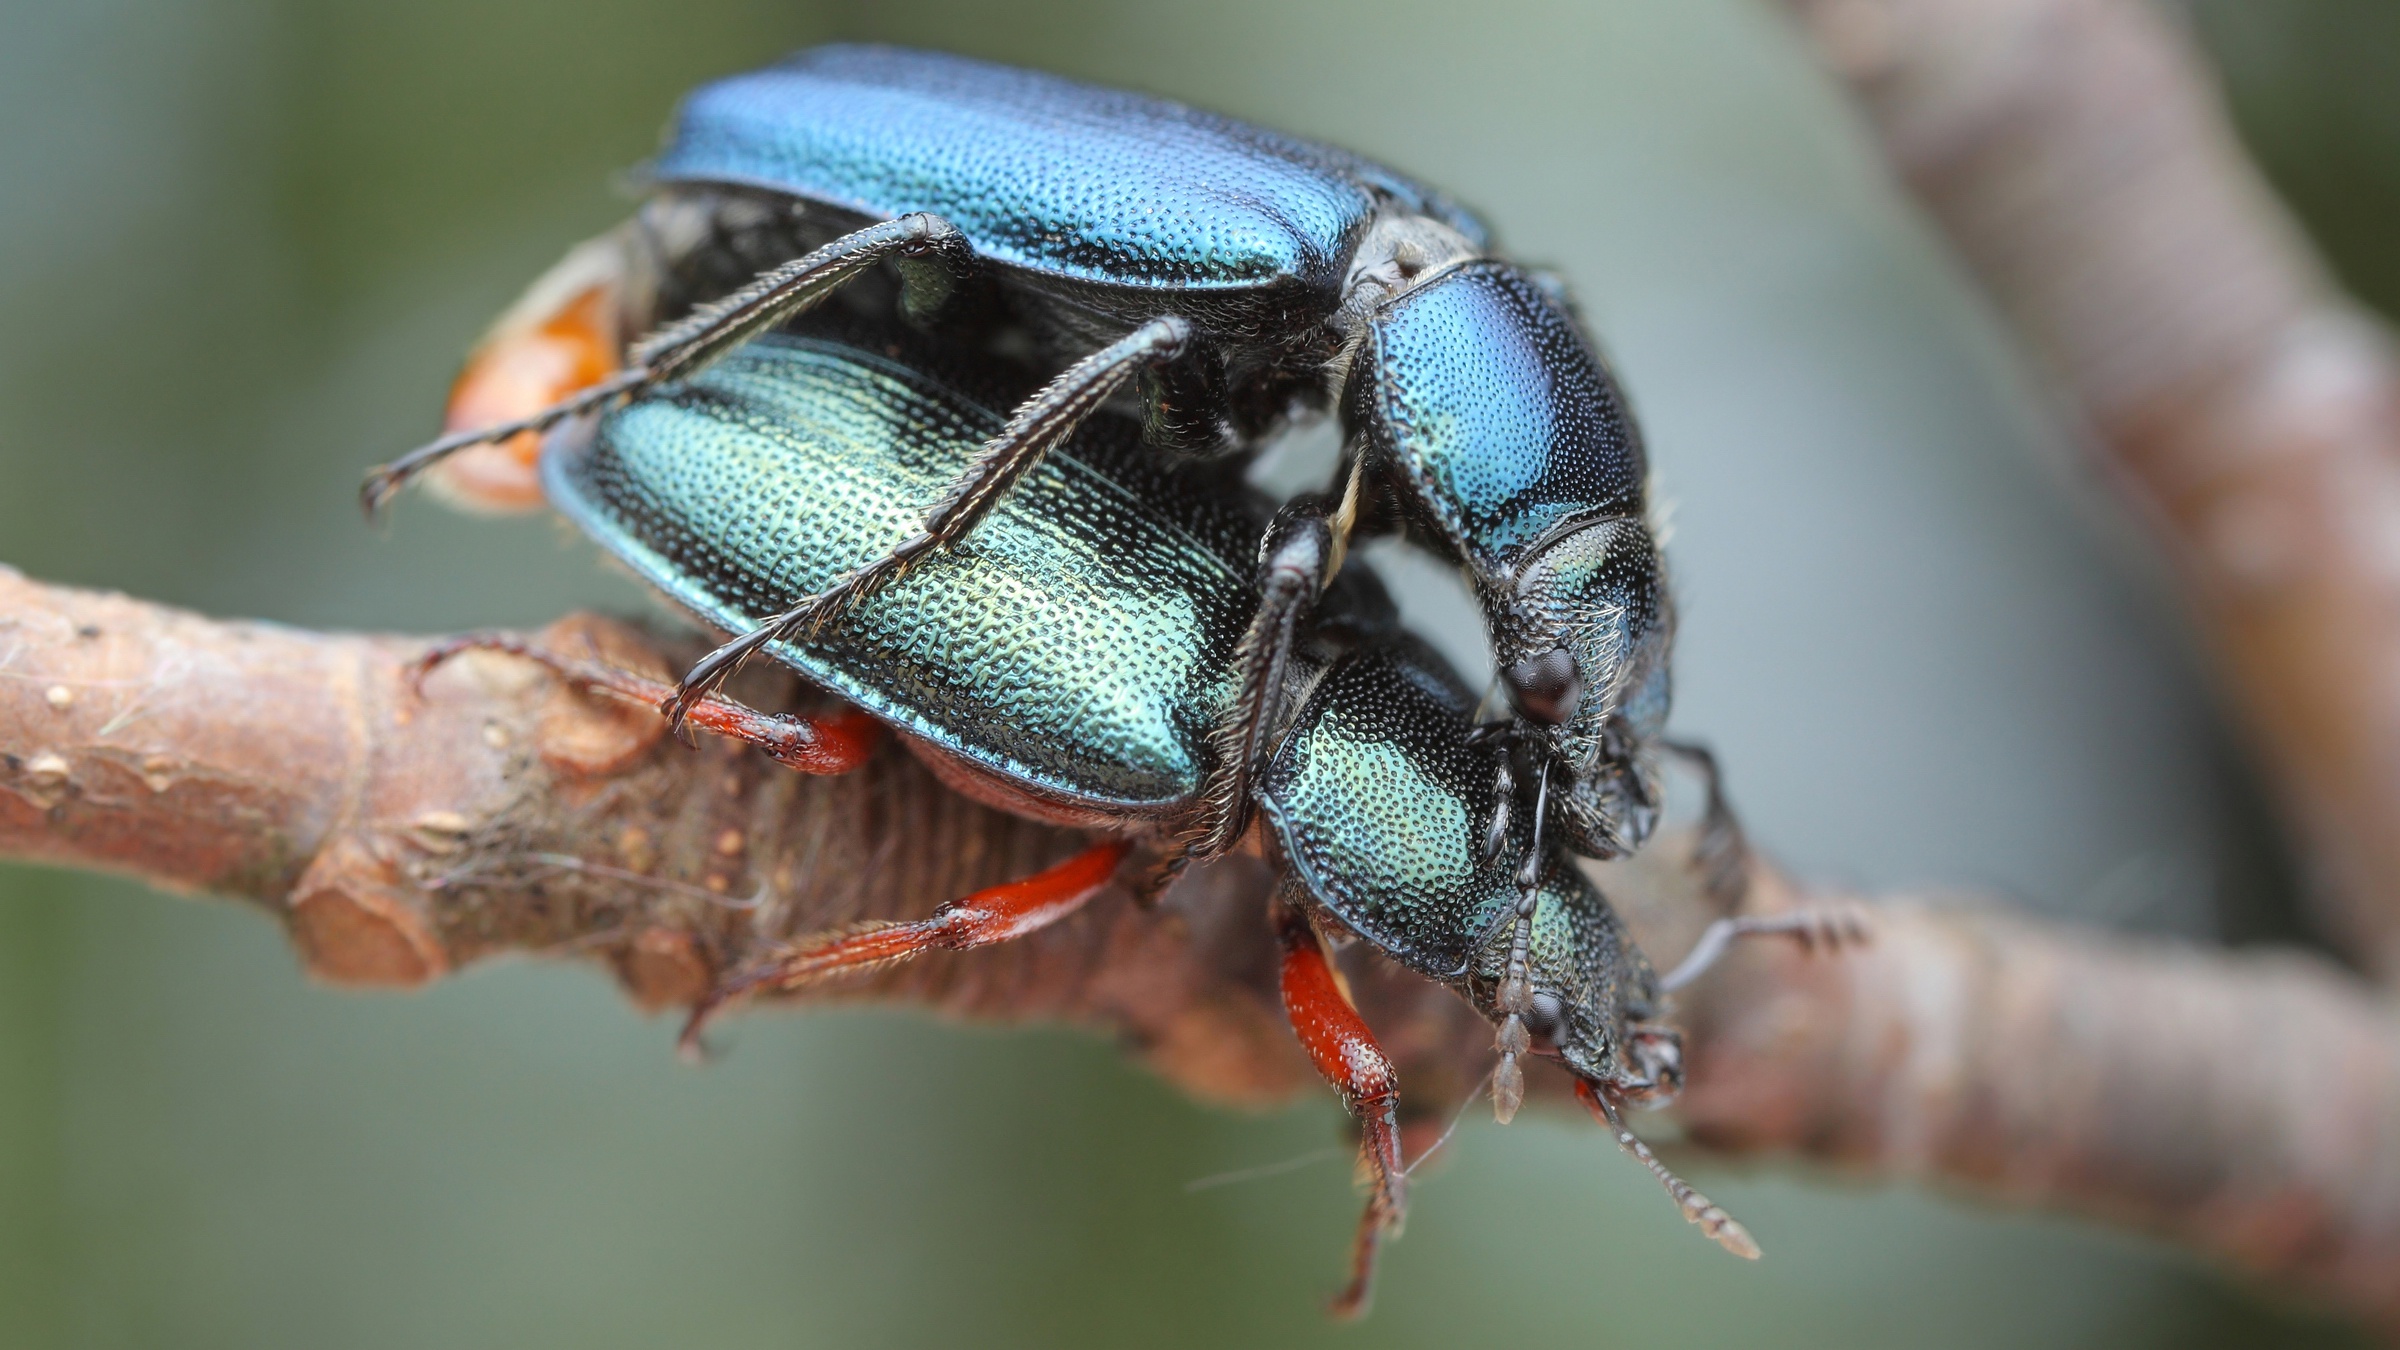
(2, 1), (2394, 1345)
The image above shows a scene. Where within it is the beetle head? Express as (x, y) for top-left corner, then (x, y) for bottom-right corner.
(1490, 515), (1672, 857)
(1470, 853), (1662, 1091)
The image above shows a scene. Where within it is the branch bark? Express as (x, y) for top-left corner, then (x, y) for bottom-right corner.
(10, 0), (2400, 1332)
(1781, 0), (2400, 977)
(5, 568), (2399, 1329)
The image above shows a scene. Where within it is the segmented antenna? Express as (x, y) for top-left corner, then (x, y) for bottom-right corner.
(1575, 1078), (1759, 1260)
(1490, 762), (1552, 1123)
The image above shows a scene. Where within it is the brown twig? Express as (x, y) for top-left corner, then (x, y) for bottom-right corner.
(11, 0), (2400, 1330)
(0, 566), (1317, 1105)
(5, 568), (2399, 1329)
(1781, 0), (2400, 977)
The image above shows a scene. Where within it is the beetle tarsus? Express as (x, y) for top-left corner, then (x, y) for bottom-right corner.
(365, 213), (972, 516)
(1274, 900), (1406, 1318)
(411, 631), (882, 775)
(362, 370), (644, 518)
(1657, 906), (1873, 995)
(1661, 739), (1752, 910)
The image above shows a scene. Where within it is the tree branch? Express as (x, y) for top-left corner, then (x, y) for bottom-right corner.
(6, 567), (2399, 1329)
(1780, 0), (2400, 977)
(0, 566), (1315, 1104)
(11, 0), (2400, 1330)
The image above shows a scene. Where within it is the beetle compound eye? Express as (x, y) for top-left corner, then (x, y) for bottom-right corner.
(1503, 647), (1583, 725)
(1522, 991), (1566, 1049)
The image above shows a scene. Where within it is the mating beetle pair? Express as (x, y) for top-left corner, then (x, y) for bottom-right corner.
(370, 44), (1675, 891)
(385, 44), (1854, 1315)
(419, 311), (1793, 1314)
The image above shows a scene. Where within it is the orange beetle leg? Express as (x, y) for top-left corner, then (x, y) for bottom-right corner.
(679, 839), (1132, 1053)
(1274, 902), (1406, 1320)
(411, 632), (883, 776)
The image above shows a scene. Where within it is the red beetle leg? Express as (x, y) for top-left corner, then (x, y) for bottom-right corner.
(411, 633), (882, 776)
(680, 839), (1132, 1053)
(1274, 903), (1406, 1320)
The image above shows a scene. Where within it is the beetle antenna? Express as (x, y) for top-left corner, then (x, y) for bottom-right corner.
(1574, 1079), (1759, 1260)
(1491, 762), (1551, 1123)
(1181, 1146), (1348, 1194)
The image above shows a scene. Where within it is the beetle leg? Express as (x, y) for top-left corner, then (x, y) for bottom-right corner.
(411, 633), (881, 776)
(1190, 498), (1345, 857)
(1660, 739), (1751, 910)
(1614, 1022), (1686, 1107)
(1479, 749), (1516, 862)
(630, 212), (970, 383)
(663, 313), (1195, 731)
(679, 839), (1130, 1054)
(364, 213), (970, 514)
(1272, 900), (1406, 1320)
(1655, 905), (1873, 994)
(1125, 846), (1195, 909)
(1573, 1079), (1759, 1260)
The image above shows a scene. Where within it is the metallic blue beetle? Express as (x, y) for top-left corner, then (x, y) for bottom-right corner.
(417, 314), (1796, 1315)
(365, 48), (1684, 940)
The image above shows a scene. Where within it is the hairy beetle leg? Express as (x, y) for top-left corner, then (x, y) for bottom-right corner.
(679, 839), (1131, 1056)
(663, 314), (1195, 731)
(1574, 1079), (1759, 1260)
(1656, 905), (1873, 995)
(1192, 495), (1349, 857)
(364, 213), (970, 516)
(1273, 902), (1406, 1320)
(410, 633), (882, 776)
(431, 279), (623, 513)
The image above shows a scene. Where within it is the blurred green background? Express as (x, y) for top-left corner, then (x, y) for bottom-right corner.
(1, 1), (2390, 1345)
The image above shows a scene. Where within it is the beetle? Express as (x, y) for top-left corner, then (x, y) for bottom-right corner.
(362, 47), (1694, 974)
(415, 312), (1855, 1314)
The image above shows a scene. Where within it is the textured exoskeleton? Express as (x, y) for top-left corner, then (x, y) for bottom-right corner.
(368, 44), (1687, 888)
(414, 313), (1781, 1315)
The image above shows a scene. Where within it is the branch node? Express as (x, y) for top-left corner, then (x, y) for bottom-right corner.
(287, 835), (451, 988)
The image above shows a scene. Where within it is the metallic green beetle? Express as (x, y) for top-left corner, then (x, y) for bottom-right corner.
(432, 315), (1805, 1315)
